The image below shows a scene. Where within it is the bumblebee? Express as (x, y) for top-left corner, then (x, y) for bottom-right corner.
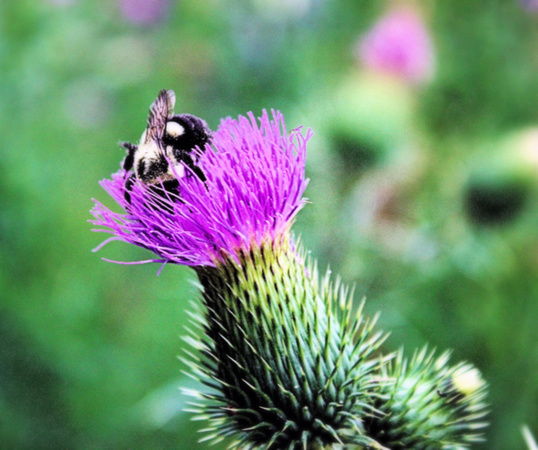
(121, 89), (211, 203)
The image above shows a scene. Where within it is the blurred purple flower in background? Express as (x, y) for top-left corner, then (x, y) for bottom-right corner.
(356, 5), (435, 85)
(118, 0), (170, 25)
(45, 0), (76, 6)
(520, 0), (538, 12)
(91, 110), (310, 267)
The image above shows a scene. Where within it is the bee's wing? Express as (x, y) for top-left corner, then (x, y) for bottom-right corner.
(144, 89), (176, 144)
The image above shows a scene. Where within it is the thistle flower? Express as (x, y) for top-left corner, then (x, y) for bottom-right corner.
(356, 6), (435, 85)
(91, 110), (309, 267)
(117, 0), (170, 25)
(92, 108), (388, 447)
(520, 0), (538, 12)
(91, 99), (487, 448)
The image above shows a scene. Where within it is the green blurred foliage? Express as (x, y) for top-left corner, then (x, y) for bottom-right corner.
(0, 0), (537, 448)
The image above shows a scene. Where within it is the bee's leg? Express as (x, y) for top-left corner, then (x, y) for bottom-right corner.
(120, 142), (138, 171)
(124, 173), (136, 205)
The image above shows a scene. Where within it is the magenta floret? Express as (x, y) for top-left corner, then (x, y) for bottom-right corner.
(91, 110), (311, 267)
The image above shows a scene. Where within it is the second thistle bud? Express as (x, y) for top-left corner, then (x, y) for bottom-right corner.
(363, 348), (488, 449)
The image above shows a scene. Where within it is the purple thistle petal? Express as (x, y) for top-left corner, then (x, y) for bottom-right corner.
(90, 110), (311, 267)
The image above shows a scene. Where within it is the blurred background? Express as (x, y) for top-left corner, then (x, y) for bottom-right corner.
(1, 0), (537, 448)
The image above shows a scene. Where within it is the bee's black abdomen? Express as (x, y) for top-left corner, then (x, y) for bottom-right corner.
(123, 175), (180, 213)
(147, 180), (180, 213)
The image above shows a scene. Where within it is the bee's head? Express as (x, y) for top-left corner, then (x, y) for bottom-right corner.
(163, 114), (212, 155)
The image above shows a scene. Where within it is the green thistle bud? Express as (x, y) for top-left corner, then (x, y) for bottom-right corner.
(182, 239), (389, 449)
(363, 347), (489, 449)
